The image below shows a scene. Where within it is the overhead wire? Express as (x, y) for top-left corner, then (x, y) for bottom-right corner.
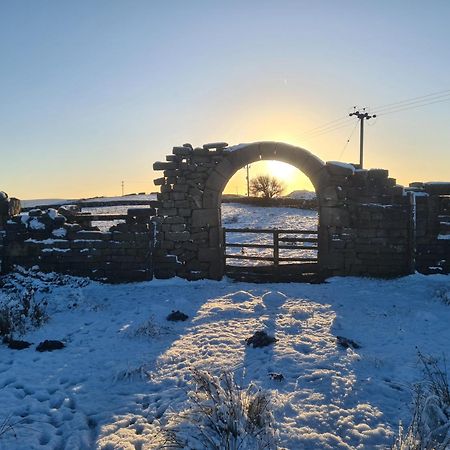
(298, 88), (450, 146)
(373, 88), (450, 113)
(305, 121), (353, 139)
(338, 121), (359, 160)
(376, 95), (450, 117)
(299, 115), (350, 137)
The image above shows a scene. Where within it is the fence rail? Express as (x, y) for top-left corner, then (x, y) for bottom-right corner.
(223, 227), (318, 266)
(71, 214), (128, 222)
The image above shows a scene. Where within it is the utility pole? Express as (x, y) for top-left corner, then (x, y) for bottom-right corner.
(349, 107), (376, 169)
(246, 165), (250, 197)
(121, 180), (124, 196)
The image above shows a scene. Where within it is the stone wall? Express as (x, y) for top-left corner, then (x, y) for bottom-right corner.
(152, 142), (328, 279)
(3, 208), (154, 282)
(0, 230), (5, 275)
(413, 183), (450, 274)
(152, 141), (449, 280)
(320, 165), (413, 277)
(1, 141), (448, 282)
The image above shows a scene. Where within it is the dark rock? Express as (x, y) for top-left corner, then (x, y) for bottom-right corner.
(36, 340), (65, 352)
(269, 372), (284, 381)
(336, 336), (361, 349)
(28, 209), (43, 217)
(246, 331), (277, 348)
(8, 339), (32, 350)
(166, 310), (189, 322)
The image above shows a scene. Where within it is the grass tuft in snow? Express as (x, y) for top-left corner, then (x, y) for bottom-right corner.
(169, 369), (277, 450)
(0, 287), (47, 338)
(113, 362), (150, 382)
(391, 352), (450, 450)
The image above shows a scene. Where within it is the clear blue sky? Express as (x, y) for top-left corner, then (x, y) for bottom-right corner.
(1, 0), (449, 198)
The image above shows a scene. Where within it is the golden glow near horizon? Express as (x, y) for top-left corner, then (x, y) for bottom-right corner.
(223, 160), (315, 196)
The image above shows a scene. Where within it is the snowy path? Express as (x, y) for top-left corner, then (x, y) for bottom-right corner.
(0, 272), (449, 449)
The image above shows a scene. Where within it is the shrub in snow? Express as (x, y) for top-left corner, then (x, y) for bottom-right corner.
(391, 352), (450, 450)
(169, 369), (277, 450)
(113, 362), (150, 382)
(132, 316), (171, 338)
(0, 286), (47, 339)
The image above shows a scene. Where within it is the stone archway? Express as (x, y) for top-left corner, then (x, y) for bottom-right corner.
(153, 141), (332, 280)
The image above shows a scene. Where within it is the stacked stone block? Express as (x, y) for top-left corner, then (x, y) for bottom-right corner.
(153, 142), (431, 280)
(152, 143), (228, 279)
(321, 164), (412, 277)
(413, 182), (450, 274)
(4, 208), (154, 282)
(0, 230), (5, 274)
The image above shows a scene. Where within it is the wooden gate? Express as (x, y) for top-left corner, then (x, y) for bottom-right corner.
(223, 227), (320, 282)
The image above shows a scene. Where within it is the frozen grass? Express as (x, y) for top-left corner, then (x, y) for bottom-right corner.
(0, 284), (47, 338)
(391, 352), (450, 449)
(168, 369), (277, 450)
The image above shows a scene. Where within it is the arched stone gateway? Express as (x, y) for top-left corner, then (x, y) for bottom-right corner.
(153, 141), (449, 280)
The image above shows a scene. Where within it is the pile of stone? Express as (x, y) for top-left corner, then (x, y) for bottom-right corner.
(0, 192), (21, 230)
(6, 208), (71, 241)
(152, 142), (228, 279)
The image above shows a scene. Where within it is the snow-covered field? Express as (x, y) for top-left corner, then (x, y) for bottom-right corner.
(1, 203), (449, 449)
(0, 268), (449, 449)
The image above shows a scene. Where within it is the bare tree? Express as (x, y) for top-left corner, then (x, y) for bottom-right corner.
(250, 175), (284, 199)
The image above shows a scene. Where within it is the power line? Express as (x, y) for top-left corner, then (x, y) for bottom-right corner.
(299, 115), (350, 137)
(373, 88), (450, 112)
(301, 88), (450, 141)
(338, 121), (359, 160)
(376, 95), (450, 117)
(303, 120), (353, 139)
(376, 93), (450, 115)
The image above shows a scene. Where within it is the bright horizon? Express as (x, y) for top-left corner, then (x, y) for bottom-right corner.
(1, 1), (449, 200)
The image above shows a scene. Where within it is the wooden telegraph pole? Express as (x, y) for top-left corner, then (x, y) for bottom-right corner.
(349, 107), (376, 169)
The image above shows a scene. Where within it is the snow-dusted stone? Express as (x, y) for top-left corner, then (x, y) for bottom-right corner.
(36, 340), (65, 352)
(245, 330), (277, 348)
(166, 310), (188, 321)
(326, 161), (356, 176)
(203, 142), (228, 150)
(423, 182), (450, 195)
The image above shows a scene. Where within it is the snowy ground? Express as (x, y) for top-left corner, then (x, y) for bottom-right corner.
(0, 269), (449, 449)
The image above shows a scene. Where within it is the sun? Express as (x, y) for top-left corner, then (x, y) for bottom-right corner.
(265, 160), (297, 180)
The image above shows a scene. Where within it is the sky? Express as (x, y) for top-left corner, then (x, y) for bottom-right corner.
(0, 0), (449, 199)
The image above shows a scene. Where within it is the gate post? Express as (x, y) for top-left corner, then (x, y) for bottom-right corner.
(273, 231), (279, 266)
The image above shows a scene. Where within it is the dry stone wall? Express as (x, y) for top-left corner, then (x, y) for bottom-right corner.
(412, 183), (450, 274)
(153, 141), (449, 279)
(3, 208), (154, 282)
(152, 142), (328, 280)
(0, 230), (5, 275)
(320, 165), (413, 276)
(1, 142), (448, 282)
